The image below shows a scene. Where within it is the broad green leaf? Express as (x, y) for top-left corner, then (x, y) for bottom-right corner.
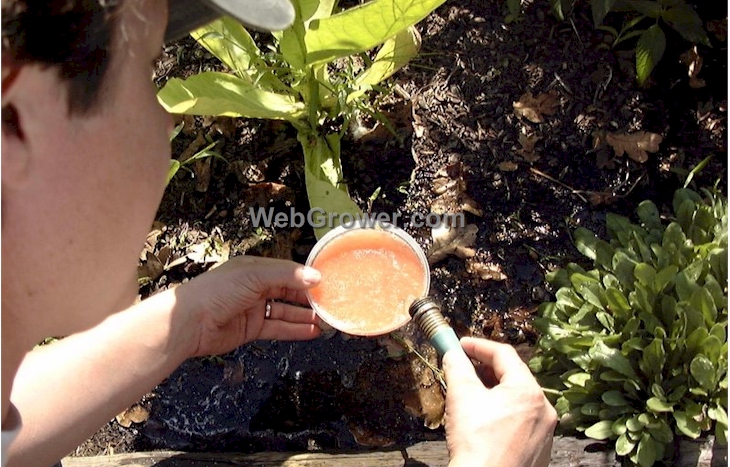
(627, 415), (646, 432)
(690, 287), (717, 327)
(603, 390), (629, 406)
(709, 248), (728, 284)
(574, 227), (600, 261)
(566, 372), (592, 387)
(634, 263), (656, 287)
(674, 410), (702, 438)
(622, 317), (641, 338)
(636, 25), (666, 86)
(709, 405), (728, 426)
(304, 0), (447, 65)
(675, 265), (700, 302)
(349, 26), (421, 103)
(549, 0), (564, 20)
(685, 327), (709, 356)
(632, 230), (653, 263)
(659, 295), (678, 330)
(158, 73), (306, 121)
(300, 132), (362, 239)
(648, 420), (674, 444)
(662, 222), (687, 251)
(580, 402), (601, 416)
(507, 0), (522, 18)
(636, 432), (657, 467)
(613, 250), (639, 289)
(650, 383), (665, 399)
(597, 311), (615, 331)
(629, 1), (663, 18)
(607, 213), (634, 239)
(703, 274), (726, 310)
(647, 397), (674, 412)
(616, 432), (636, 455)
(300, 0), (338, 22)
(673, 188), (703, 215)
(641, 338), (665, 376)
(193, 17), (258, 74)
(600, 405), (635, 419)
(575, 227), (615, 266)
(717, 421), (728, 444)
(708, 323), (726, 347)
(613, 416), (631, 436)
(574, 283), (606, 311)
(277, 0), (338, 69)
(690, 354), (715, 390)
(637, 200), (661, 230)
(677, 199), (697, 233)
(662, 4), (711, 46)
(606, 287), (631, 318)
(585, 420), (614, 440)
(590, 340), (637, 378)
(591, 0), (616, 27)
(556, 287), (583, 312)
(653, 265), (678, 293)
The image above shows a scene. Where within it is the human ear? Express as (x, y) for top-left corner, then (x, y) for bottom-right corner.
(2, 64), (31, 187)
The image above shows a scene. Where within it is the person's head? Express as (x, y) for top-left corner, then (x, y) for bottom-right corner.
(1, 0), (295, 343)
(2, 0), (172, 340)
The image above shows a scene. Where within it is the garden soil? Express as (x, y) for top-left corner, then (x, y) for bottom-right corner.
(72, 0), (727, 458)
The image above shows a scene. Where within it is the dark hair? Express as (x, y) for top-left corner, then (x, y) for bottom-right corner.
(2, 0), (119, 114)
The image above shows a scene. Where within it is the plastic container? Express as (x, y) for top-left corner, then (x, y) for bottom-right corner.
(305, 221), (430, 336)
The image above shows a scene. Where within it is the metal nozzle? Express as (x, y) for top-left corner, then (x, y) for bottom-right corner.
(409, 297), (463, 358)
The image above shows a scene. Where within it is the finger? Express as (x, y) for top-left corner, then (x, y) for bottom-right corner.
(266, 301), (320, 325)
(442, 346), (483, 389)
(236, 257), (321, 292)
(460, 337), (535, 386)
(257, 321), (321, 341)
(267, 288), (311, 306)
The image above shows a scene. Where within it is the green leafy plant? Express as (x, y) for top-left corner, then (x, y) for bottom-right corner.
(158, 0), (444, 238)
(166, 123), (226, 185)
(593, 0), (710, 85)
(504, 0), (710, 86)
(530, 187), (728, 467)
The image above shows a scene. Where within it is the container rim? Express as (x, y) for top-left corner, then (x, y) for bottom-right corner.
(304, 220), (431, 336)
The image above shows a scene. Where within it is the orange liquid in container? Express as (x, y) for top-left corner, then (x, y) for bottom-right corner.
(307, 227), (429, 336)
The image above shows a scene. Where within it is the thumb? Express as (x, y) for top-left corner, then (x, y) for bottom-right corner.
(442, 345), (481, 389)
(232, 257), (322, 291)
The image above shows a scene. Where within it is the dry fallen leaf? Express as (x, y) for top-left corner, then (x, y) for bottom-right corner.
(187, 239), (231, 265)
(348, 424), (395, 447)
(467, 261), (508, 281)
(427, 224), (478, 265)
(706, 19), (727, 42)
(431, 162), (483, 216)
(260, 229), (301, 260)
(516, 132), (541, 162)
(680, 46), (706, 89)
(194, 157), (212, 193)
(232, 160), (266, 184)
(138, 251), (164, 283)
(513, 90), (559, 123)
(498, 161), (519, 172)
(139, 222), (166, 260)
(245, 182), (295, 208)
(603, 131), (663, 163)
(116, 405), (149, 428)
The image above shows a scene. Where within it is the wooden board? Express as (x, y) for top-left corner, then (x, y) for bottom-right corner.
(62, 436), (727, 467)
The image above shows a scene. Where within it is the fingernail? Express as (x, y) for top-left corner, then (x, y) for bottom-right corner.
(301, 266), (321, 285)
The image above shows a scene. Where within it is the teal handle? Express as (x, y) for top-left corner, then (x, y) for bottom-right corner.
(431, 327), (463, 357)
